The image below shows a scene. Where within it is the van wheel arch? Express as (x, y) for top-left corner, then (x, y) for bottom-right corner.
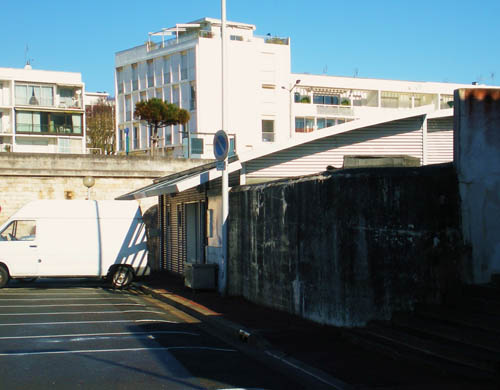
(0, 263), (10, 289)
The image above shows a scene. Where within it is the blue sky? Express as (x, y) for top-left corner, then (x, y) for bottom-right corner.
(2, 0), (499, 95)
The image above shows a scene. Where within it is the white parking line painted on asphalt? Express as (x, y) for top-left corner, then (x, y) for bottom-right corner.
(0, 346), (238, 357)
(265, 351), (350, 390)
(0, 319), (178, 326)
(0, 303), (142, 308)
(0, 330), (200, 341)
(0, 309), (164, 316)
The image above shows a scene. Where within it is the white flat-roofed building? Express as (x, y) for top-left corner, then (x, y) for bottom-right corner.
(0, 65), (86, 154)
(114, 17), (474, 160)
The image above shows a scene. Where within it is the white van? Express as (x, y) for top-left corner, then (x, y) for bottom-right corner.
(0, 200), (150, 288)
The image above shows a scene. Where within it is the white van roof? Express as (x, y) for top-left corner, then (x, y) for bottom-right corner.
(11, 200), (142, 220)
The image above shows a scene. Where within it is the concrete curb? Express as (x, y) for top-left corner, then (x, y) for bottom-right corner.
(132, 282), (353, 390)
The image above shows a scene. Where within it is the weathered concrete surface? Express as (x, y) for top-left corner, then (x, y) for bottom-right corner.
(454, 88), (500, 284)
(228, 164), (464, 327)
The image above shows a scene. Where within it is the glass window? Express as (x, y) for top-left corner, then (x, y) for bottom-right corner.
(15, 85), (27, 105)
(163, 57), (171, 84)
(172, 85), (180, 106)
(191, 138), (203, 154)
(72, 115), (82, 134)
(0, 220), (36, 241)
(262, 119), (274, 142)
(295, 117), (305, 132)
(133, 126), (139, 149)
(181, 53), (188, 80)
(317, 118), (326, 129)
(313, 95), (324, 104)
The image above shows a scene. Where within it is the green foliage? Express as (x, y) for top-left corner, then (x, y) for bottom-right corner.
(134, 98), (190, 136)
(86, 99), (115, 154)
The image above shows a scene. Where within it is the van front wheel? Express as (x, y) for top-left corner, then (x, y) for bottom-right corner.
(111, 266), (133, 289)
(0, 266), (9, 288)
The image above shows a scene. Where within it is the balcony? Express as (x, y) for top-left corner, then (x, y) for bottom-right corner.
(58, 97), (82, 109)
(264, 36), (289, 45)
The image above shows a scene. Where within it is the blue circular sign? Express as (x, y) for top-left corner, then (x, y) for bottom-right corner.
(213, 130), (229, 161)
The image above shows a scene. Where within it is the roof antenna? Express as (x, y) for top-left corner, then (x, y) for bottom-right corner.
(24, 44), (33, 69)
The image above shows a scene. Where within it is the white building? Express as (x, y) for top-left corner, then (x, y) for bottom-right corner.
(114, 17), (472, 159)
(0, 65), (86, 154)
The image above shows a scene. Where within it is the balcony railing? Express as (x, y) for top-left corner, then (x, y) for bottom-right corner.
(58, 97), (82, 109)
(316, 105), (354, 116)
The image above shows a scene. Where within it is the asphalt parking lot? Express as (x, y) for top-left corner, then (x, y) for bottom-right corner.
(0, 279), (307, 390)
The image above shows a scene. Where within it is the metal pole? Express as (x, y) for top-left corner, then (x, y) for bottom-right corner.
(220, 0), (229, 295)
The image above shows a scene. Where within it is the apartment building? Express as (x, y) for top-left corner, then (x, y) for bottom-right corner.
(115, 18), (290, 158)
(114, 17), (470, 159)
(0, 65), (86, 154)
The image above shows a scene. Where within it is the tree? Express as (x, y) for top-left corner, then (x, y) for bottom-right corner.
(86, 98), (115, 155)
(134, 98), (190, 153)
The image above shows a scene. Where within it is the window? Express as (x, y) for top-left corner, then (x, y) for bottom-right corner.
(190, 84), (196, 110)
(295, 117), (314, 132)
(15, 112), (82, 134)
(59, 87), (79, 108)
(230, 35), (243, 41)
(313, 94), (339, 105)
(125, 96), (131, 121)
(165, 126), (172, 144)
(262, 119), (274, 142)
(0, 220), (36, 241)
(116, 68), (124, 94)
(132, 64), (138, 90)
(15, 85), (54, 106)
(181, 53), (188, 80)
(133, 126), (139, 149)
(118, 129), (124, 151)
(191, 138), (203, 155)
(317, 118), (336, 129)
(147, 60), (154, 88)
(163, 57), (171, 84)
(172, 85), (180, 106)
(294, 92), (310, 104)
(440, 94), (454, 109)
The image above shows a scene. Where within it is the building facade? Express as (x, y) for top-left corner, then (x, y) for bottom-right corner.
(114, 17), (471, 159)
(0, 66), (86, 154)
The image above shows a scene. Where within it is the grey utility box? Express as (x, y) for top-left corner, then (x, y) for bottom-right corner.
(184, 263), (218, 290)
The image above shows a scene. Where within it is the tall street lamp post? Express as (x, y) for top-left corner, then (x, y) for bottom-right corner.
(282, 79), (301, 139)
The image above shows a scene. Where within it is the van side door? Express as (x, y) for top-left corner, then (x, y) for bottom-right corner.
(0, 220), (39, 277)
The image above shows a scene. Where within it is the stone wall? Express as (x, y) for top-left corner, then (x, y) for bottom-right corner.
(454, 88), (500, 283)
(228, 164), (465, 327)
(0, 153), (211, 225)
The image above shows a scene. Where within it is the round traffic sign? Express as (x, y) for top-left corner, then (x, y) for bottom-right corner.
(213, 130), (229, 161)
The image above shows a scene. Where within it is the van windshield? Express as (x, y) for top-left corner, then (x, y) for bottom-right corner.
(0, 220), (36, 241)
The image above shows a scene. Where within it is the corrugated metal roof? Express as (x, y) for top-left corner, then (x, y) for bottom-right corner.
(116, 157), (241, 200)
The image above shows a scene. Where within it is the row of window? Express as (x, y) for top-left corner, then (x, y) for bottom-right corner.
(15, 85), (81, 108)
(295, 117), (353, 133)
(117, 52), (191, 94)
(16, 111), (82, 135)
(294, 91), (453, 110)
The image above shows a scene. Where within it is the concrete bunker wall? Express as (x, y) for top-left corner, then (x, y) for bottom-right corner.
(228, 164), (465, 327)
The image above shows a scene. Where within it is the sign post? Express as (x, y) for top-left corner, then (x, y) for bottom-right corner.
(213, 129), (229, 295)
(124, 127), (129, 155)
